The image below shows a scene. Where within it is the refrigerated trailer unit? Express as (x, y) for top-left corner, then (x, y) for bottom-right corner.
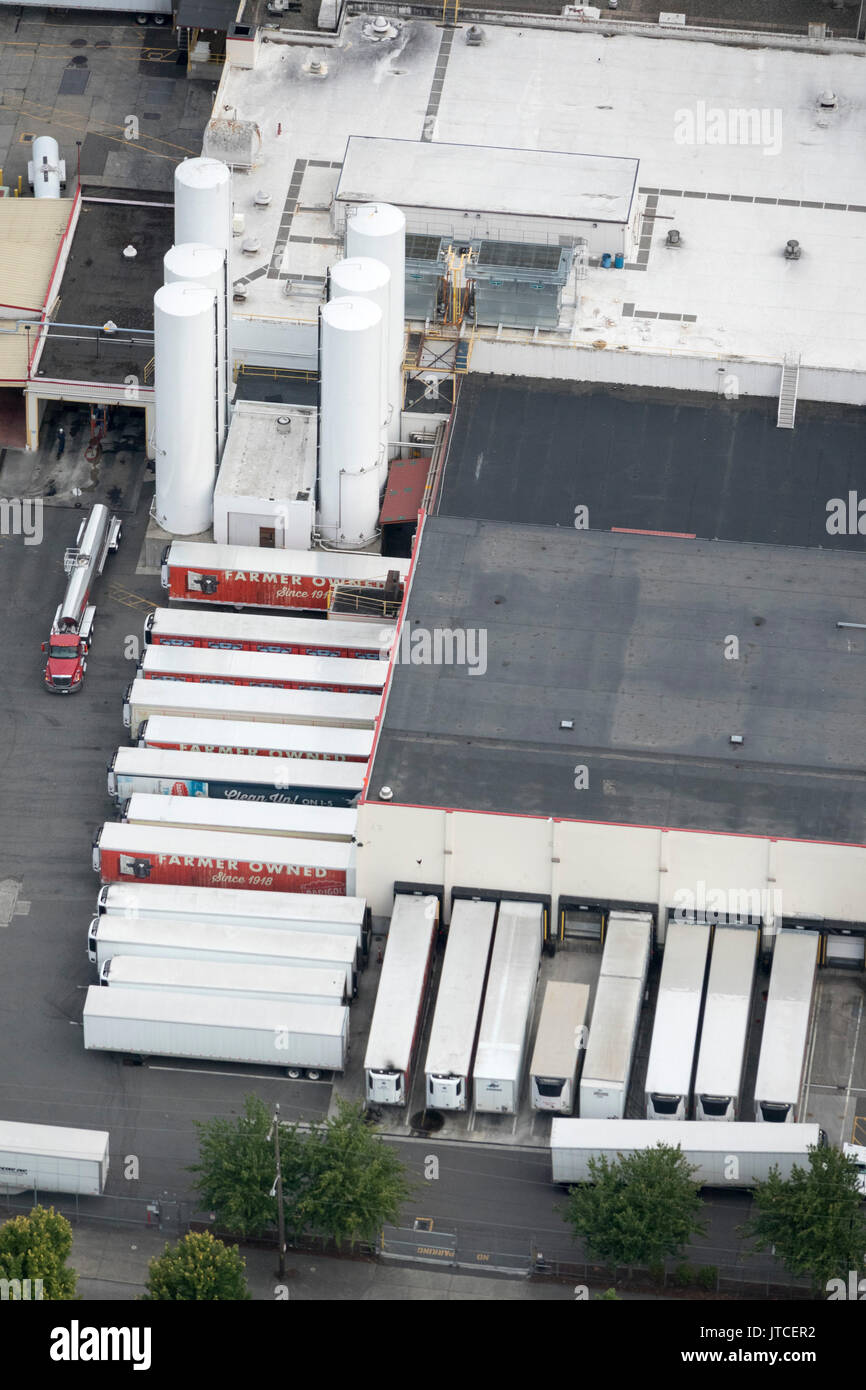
(137, 645), (388, 696)
(0, 1120), (110, 1197)
(145, 607), (393, 659)
(107, 747), (365, 809)
(123, 678), (382, 739)
(550, 1119), (824, 1188)
(364, 895), (438, 1106)
(87, 917), (359, 995)
(693, 926), (759, 1121)
(100, 954), (348, 1006)
(529, 982), (590, 1114)
(578, 975), (645, 1120)
(84, 986), (349, 1074)
(161, 540), (409, 611)
(123, 793), (357, 844)
(643, 922), (711, 1121)
(753, 929), (820, 1123)
(95, 882), (368, 951)
(601, 911), (653, 980)
(137, 715), (373, 763)
(92, 822), (356, 896)
(423, 899), (496, 1111)
(473, 901), (543, 1114)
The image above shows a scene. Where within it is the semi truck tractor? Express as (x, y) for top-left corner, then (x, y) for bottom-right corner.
(42, 504), (121, 693)
(550, 1119), (824, 1188)
(0, 1120), (109, 1196)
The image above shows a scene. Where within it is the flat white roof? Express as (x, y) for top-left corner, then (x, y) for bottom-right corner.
(336, 136), (638, 225)
(214, 19), (866, 372)
(214, 402), (316, 503)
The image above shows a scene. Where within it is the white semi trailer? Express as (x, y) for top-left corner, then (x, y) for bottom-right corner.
(551, 1119), (824, 1188)
(100, 954), (348, 1006)
(643, 922), (711, 1121)
(529, 982), (590, 1114)
(579, 910), (653, 1120)
(0, 1120), (110, 1197)
(423, 899), (496, 1111)
(693, 925), (759, 1121)
(364, 895), (438, 1106)
(472, 901), (543, 1114)
(83, 987), (349, 1075)
(753, 929), (819, 1123)
(122, 678), (381, 739)
(87, 917), (359, 996)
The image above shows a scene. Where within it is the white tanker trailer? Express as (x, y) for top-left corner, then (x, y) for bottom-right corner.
(41, 504), (122, 694)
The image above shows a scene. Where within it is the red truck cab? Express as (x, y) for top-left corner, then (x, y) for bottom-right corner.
(42, 629), (88, 693)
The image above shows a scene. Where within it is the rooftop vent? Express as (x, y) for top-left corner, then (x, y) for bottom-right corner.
(276, 416), (292, 434)
(379, 785), (394, 801)
(241, 236), (262, 255)
(232, 213), (246, 237)
(365, 14), (398, 39)
(665, 229), (681, 247)
(560, 719), (574, 730)
(233, 283), (249, 301)
(784, 239), (801, 260)
(254, 189), (272, 206)
(818, 89), (838, 108)
(730, 734), (744, 746)
(122, 244), (137, 259)
(466, 24), (483, 43)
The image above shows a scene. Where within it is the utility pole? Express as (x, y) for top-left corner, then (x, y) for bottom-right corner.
(268, 1103), (287, 1279)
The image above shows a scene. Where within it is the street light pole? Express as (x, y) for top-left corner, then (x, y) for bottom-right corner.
(270, 1103), (287, 1279)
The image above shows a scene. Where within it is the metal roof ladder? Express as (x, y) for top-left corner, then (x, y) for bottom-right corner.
(777, 355), (800, 429)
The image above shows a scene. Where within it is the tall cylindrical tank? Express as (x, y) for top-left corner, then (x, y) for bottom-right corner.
(31, 136), (61, 199)
(173, 158), (232, 255)
(153, 281), (218, 537)
(164, 243), (228, 452)
(345, 204), (406, 452)
(329, 257), (391, 488)
(318, 297), (383, 549)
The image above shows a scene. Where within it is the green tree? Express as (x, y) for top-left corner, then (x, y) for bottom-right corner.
(0, 1206), (77, 1299)
(189, 1094), (276, 1237)
(143, 1231), (250, 1301)
(282, 1098), (412, 1246)
(562, 1144), (705, 1270)
(745, 1145), (866, 1293)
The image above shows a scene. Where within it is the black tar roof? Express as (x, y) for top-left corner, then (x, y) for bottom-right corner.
(371, 517), (866, 843)
(438, 375), (866, 552)
(38, 196), (171, 386)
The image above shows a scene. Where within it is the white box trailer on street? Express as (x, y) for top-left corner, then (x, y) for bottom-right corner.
(550, 1119), (824, 1188)
(138, 715), (374, 764)
(694, 925), (759, 1121)
(87, 917), (359, 996)
(107, 747), (365, 809)
(100, 954), (348, 1006)
(83, 987), (349, 1074)
(644, 922), (711, 1121)
(0, 1120), (110, 1197)
(123, 678), (381, 739)
(364, 894), (439, 1106)
(473, 901), (543, 1114)
(423, 899), (496, 1111)
(529, 982), (590, 1114)
(95, 882), (368, 952)
(579, 976), (645, 1120)
(123, 793), (357, 843)
(92, 822), (356, 897)
(754, 929), (820, 1123)
(144, 606), (393, 659)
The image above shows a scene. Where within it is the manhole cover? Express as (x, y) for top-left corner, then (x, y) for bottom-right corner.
(409, 1110), (444, 1132)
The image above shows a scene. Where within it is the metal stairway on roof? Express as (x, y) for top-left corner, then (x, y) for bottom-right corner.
(776, 355), (800, 429)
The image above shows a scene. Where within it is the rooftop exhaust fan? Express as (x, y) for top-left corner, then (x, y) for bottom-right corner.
(254, 189), (272, 206)
(666, 229), (681, 247)
(466, 24), (483, 43)
(784, 239), (801, 260)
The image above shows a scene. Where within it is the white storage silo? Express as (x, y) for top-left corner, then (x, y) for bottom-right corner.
(345, 203), (406, 450)
(174, 158), (233, 256)
(319, 297), (383, 549)
(164, 243), (228, 452)
(153, 281), (218, 537)
(329, 257), (391, 487)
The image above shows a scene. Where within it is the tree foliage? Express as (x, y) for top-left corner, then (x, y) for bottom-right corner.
(189, 1094), (277, 1237)
(282, 1098), (412, 1246)
(745, 1145), (866, 1292)
(562, 1144), (705, 1270)
(0, 1206), (77, 1299)
(143, 1231), (250, 1301)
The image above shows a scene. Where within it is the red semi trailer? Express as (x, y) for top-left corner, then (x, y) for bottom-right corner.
(161, 541), (408, 612)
